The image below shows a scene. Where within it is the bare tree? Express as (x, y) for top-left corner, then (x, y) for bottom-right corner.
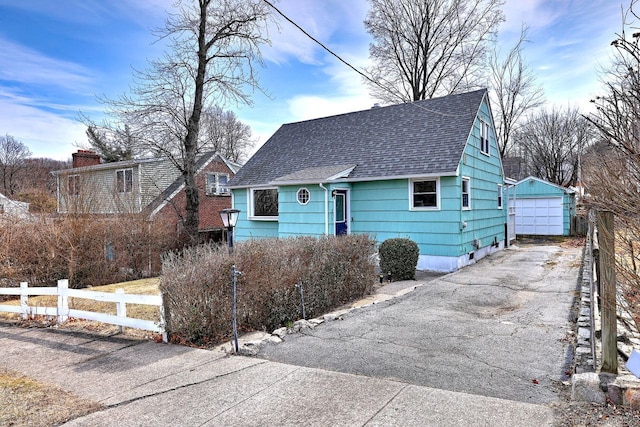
(487, 26), (545, 158)
(513, 107), (596, 186)
(97, 0), (271, 243)
(0, 134), (31, 196)
(199, 106), (255, 162)
(364, 0), (504, 103)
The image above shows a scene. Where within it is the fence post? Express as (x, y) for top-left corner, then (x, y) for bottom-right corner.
(20, 282), (28, 320)
(161, 293), (169, 343)
(116, 288), (126, 334)
(57, 279), (69, 323)
(598, 211), (618, 374)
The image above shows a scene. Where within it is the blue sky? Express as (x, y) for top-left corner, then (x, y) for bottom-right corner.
(0, 0), (626, 160)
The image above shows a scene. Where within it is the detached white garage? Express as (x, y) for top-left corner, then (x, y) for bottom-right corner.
(514, 177), (576, 236)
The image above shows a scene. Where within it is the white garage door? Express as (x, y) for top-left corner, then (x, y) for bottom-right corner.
(515, 197), (563, 235)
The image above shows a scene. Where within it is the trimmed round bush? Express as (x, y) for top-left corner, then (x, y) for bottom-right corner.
(378, 238), (419, 281)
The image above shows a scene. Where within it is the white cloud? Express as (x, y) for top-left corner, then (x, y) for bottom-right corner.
(0, 38), (93, 92)
(0, 92), (89, 160)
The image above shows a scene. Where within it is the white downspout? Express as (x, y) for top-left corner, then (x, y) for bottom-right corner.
(319, 183), (329, 235)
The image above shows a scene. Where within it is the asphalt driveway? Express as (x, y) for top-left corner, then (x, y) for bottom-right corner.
(258, 242), (582, 405)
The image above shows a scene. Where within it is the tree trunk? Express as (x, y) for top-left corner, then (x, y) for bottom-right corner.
(181, 0), (211, 243)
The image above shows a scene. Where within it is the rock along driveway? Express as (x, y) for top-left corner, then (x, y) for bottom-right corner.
(258, 242), (582, 405)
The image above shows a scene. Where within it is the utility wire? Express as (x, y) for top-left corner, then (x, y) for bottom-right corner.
(261, 0), (479, 118)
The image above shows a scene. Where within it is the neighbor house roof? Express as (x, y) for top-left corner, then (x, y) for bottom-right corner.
(229, 89), (488, 188)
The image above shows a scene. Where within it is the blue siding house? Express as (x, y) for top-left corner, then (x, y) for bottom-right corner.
(228, 89), (507, 272)
(514, 176), (576, 236)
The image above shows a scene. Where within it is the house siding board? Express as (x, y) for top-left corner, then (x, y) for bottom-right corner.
(139, 160), (181, 208)
(278, 185), (326, 237)
(350, 179), (462, 257)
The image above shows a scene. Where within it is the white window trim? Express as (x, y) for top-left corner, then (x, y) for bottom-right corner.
(206, 172), (230, 196)
(248, 187), (279, 221)
(497, 184), (503, 209)
(480, 121), (491, 156)
(116, 168), (133, 194)
(68, 174), (80, 196)
(297, 187), (310, 205)
(462, 177), (471, 210)
(409, 177), (441, 211)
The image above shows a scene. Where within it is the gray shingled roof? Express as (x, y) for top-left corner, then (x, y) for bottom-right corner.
(229, 89), (487, 187)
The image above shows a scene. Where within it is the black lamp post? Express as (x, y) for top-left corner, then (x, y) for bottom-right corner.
(219, 208), (241, 352)
(219, 208), (240, 255)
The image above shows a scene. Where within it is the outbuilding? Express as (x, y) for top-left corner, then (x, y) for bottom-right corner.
(514, 176), (576, 236)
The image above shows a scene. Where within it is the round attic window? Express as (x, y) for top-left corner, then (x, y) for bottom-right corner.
(297, 188), (310, 205)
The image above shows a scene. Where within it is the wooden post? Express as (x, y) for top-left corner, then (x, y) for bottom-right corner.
(20, 282), (28, 320)
(57, 279), (69, 323)
(116, 288), (126, 334)
(598, 211), (618, 374)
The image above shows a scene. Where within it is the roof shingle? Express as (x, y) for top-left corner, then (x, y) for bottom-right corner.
(229, 89), (487, 187)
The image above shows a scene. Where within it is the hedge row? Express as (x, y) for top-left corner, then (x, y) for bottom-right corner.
(159, 235), (378, 346)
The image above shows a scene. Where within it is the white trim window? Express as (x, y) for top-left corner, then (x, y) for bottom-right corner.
(480, 121), (490, 155)
(410, 178), (440, 210)
(249, 187), (278, 220)
(116, 168), (133, 193)
(497, 184), (503, 209)
(68, 174), (80, 196)
(206, 172), (230, 195)
(462, 177), (471, 209)
(297, 188), (310, 205)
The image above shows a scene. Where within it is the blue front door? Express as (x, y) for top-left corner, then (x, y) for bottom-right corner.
(334, 190), (348, 235)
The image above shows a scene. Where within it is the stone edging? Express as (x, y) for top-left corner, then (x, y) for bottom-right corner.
(572, 236), (640, 407)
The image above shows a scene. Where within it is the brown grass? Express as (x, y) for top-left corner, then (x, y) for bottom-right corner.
(0, 368), (101, 426)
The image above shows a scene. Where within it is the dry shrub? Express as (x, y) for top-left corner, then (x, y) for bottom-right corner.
(0, 214), (178, 289)
(160, 235), (377, 346)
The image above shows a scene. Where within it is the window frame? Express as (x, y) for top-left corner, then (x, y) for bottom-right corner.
(115, 168), (133, 194)
(462, 177), (471, 210)
(497, 184), (503, 209)
(206, 172), (230, 196)
(296, 187), (310, 205)
(249, 187), (279, 220)
(409, 178), (440, 211)
(68, 174), (80, 196)
(480, 121), (491, 155)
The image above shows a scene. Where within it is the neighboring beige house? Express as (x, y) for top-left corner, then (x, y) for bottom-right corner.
(52, 150), (240, 239)
(0, 192), (30, 220)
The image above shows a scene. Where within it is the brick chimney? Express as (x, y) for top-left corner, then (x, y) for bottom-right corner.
(72, 150), (101, 168)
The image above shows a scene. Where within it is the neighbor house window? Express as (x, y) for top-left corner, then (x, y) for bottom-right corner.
(68, 175), (80, 196)
(497, 184), (503, 209)
(480, 121), (490, 155)
(410, 178), (439, 209)
(116, 169), (133, 193)
(297, 188), (310, 205)
(250, 188), (278, 219)
(462, 177), (470, 209)
(206, 173), (230, 195)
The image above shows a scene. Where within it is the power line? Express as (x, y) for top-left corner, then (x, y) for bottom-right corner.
(260, 0), (478, 118)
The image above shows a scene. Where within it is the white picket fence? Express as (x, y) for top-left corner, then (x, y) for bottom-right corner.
(0, 279), (167, 342)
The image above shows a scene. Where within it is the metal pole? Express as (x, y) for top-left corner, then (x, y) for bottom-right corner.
(232, 264), (238, 352)
(297, 283), (306, 320)
(227, 227), (234, 255)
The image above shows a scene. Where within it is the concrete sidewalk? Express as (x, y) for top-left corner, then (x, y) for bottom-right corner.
(0, 321), (554, 426)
